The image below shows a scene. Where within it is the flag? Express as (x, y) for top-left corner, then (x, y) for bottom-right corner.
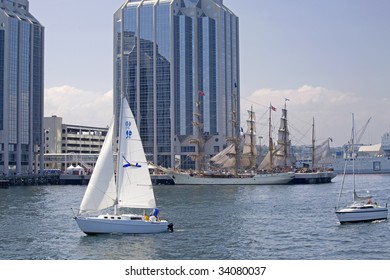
(271, 105), (276, 112)
(285, 98), (290, 101)
(198, 91), (205, 96)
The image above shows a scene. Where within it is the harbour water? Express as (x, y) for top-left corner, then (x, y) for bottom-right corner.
(1, 174), (390, 260)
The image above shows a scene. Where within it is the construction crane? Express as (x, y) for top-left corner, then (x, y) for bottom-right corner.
(355, 117), (371, 144)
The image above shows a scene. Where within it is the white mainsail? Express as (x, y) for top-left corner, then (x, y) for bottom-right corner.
(79, 121), (117, 213)
(117, 97), (156, 209)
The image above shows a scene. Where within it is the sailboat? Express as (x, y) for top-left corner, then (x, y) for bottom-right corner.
(74, 97), (173, 234)
(335, 114), (388, 223)
(164, 105), (294, 185)
(259, 101), (335, 184)
(292, 117), (336, 184)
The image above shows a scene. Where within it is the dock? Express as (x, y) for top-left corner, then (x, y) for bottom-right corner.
(0, 174), (61, 187)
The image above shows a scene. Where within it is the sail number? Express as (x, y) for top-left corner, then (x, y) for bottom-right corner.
(125, 121), (132, 139)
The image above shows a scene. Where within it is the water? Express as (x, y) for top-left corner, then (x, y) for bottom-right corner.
(1, 174), (390, 260)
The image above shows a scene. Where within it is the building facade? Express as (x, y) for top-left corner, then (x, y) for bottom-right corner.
(43, 115), (109, 171)
(0, 0), (44, 175)
(114, 0), (240, 170)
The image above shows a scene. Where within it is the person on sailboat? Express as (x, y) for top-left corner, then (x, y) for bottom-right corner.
(149, 208), (160, 222)
(143, 210), (149, 221)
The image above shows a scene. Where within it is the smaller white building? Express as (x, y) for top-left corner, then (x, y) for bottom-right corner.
(43, 116), (109, 171)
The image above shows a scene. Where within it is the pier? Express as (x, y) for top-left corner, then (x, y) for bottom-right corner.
(0, 174), (61, 187)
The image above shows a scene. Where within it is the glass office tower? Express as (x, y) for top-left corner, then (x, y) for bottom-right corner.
(0, 0), (44, 175)
(114, 0), (239, 169)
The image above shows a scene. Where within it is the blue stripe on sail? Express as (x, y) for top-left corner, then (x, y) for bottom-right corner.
(123, 162), (141, 168)
(122, 155), (141, 168)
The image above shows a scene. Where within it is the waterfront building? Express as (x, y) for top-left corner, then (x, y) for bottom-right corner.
(43, 115), (108, 171)
(0, 0), (44, 175)
(114, 0), (240, 170)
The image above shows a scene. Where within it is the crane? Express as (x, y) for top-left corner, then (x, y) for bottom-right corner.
(355, 117), (371, 144)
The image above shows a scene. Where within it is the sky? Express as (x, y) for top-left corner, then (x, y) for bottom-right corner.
(29, 0), (390, 147)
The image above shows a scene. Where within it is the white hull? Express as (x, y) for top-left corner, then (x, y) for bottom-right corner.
(333, 157), (390, 174)
(75, 215), (171, 234)
(168, 171), (294, 185)
(335, 207), (388, 223)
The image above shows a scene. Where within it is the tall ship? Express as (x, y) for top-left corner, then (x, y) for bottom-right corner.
(163, 93), (294, 185)
(259, 100), (336, 184)
(333, 130), (390, 174)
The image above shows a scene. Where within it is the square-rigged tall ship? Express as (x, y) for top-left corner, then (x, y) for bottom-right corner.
(258, 100), (336, 184)
(163, 99), (295, 185)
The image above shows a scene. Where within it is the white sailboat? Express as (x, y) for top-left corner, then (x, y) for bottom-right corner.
(74, 97), (173, 234)
(335, 114), (388, 223)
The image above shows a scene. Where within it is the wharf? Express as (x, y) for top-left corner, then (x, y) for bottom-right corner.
(0, 174), (174, 187)
(0, 174), (60, 187)
(151, 174), (174, 185)
(59, 174), (90, 185)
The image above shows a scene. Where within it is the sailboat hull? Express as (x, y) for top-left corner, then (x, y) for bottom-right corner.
(335, 207), (388, 223)
(168, 171), (294, 185)
(75, 215), (170, 234)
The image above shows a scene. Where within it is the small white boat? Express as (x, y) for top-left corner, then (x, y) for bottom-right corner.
(74, 97), (173, 234)
(335, 114), (388, 223)
(336, 201), (388, 223)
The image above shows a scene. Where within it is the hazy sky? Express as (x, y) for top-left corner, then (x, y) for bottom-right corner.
(29, 0), (390, 147)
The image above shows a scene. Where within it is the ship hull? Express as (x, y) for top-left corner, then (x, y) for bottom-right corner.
(333, 157), (390, 174)
(75, 215), (171, 234)
(291, 171), (336, 184)
(167, 172), (295, 185)
(336, 207), (388, 223)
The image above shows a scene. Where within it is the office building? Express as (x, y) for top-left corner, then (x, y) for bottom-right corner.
(43, 115), (109, 171)
(0, 0), (44, 175)
(114, 0), (239, 169)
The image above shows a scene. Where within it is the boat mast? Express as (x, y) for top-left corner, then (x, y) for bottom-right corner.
(268, 103), (273, 169)
(283, 101), (288, 168)
(114, 96), (125, 215)
(250, 106), (255, 167)
(248, 105), (256, 168)
(191, 92), (205, 173)
(352, 113), (356, 200)
(312, 117), (315, 169)
(232, 85), (240, 176)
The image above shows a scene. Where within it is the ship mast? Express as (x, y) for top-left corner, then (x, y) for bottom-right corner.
(249, 105), (256, 168)
(231, 84), (240, 176)
(268, 103), (274, 169)
(312, 117), (315, 169)
(191, 92), (205, 173)
(282, 101), (288, 168)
